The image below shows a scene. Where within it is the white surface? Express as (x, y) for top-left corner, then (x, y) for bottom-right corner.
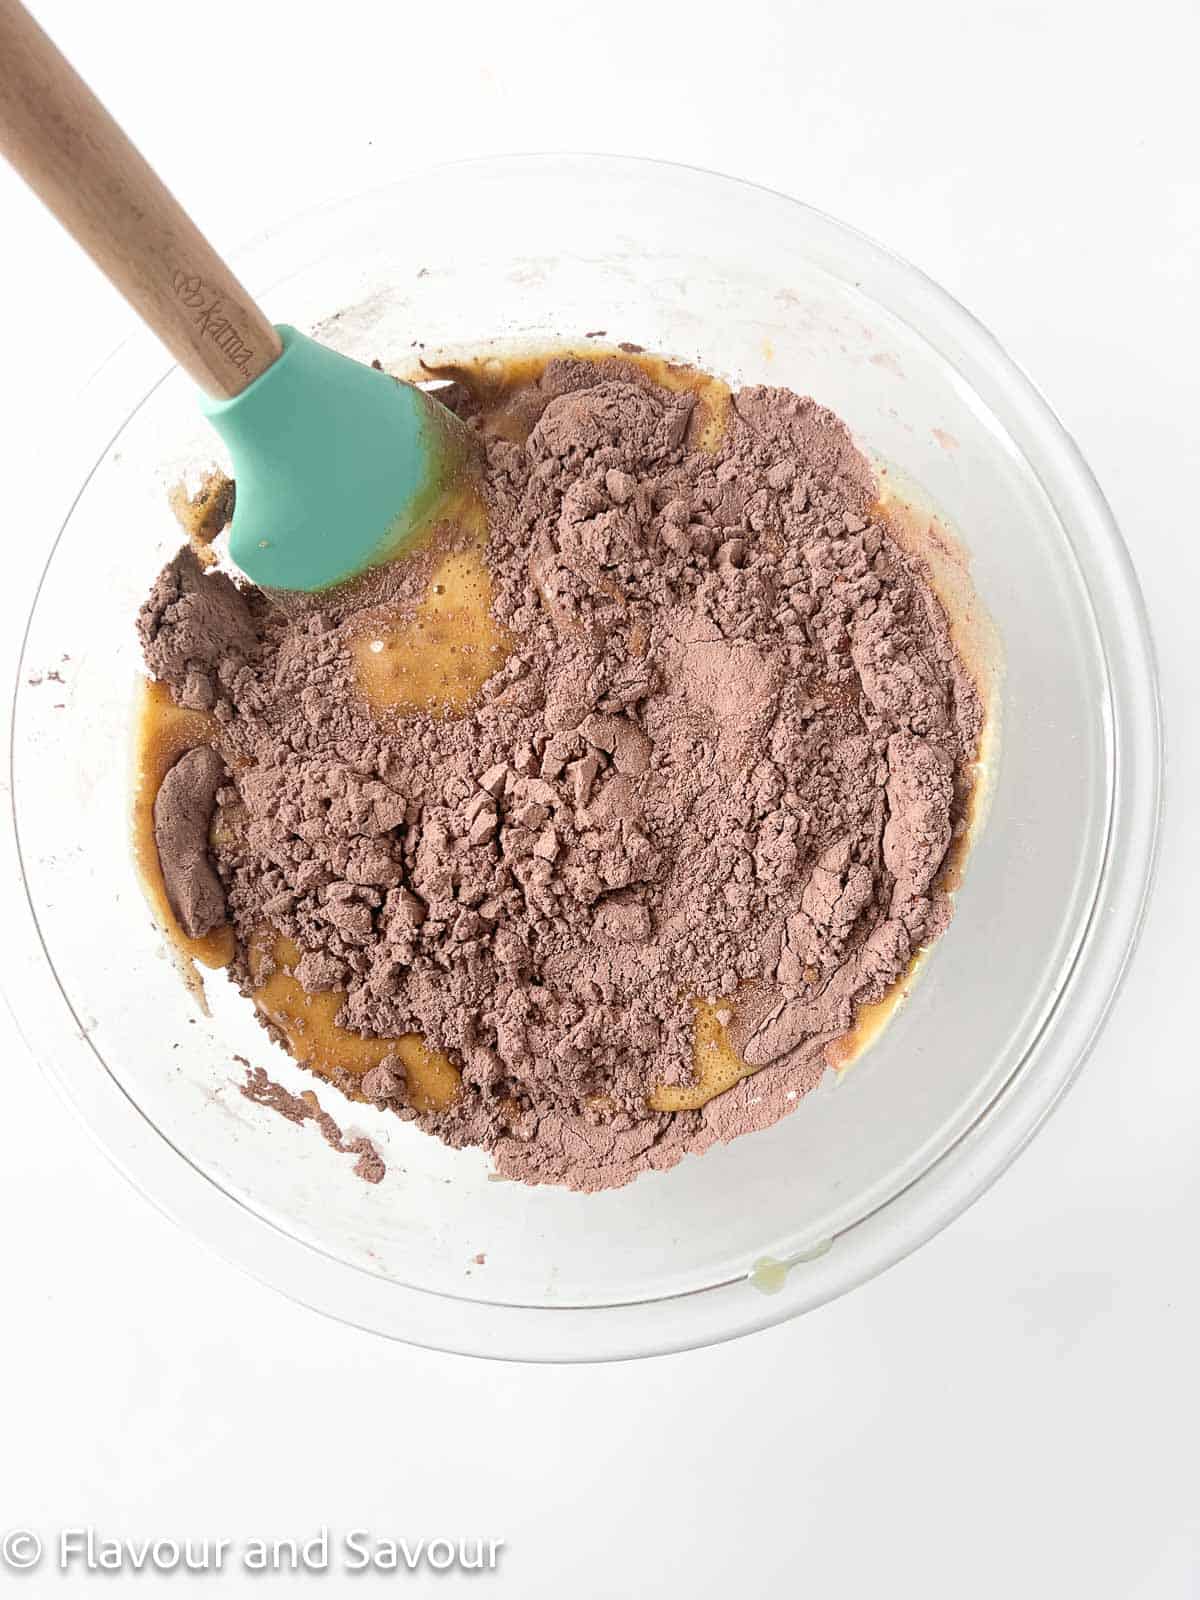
(0, 0), (1195, 1592)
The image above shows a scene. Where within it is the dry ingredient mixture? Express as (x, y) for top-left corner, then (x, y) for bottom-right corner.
(239, 1063), (386, 1185)
(136, 347), (983, 1191)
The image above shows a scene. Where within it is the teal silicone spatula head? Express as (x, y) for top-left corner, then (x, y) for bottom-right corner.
(0, 0), (472, 593)
(204, 325), (474, 592)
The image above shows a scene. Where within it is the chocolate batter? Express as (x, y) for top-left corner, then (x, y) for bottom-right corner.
(137, 348), (984, 1190)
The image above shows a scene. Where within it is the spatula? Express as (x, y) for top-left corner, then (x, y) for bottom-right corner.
(0, 0), (473, 592)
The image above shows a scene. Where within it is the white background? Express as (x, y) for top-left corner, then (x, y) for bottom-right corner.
(1, 1), (1197, 1593)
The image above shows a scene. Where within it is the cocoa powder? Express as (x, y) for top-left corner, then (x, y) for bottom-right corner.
(140, 353), (982, 1190)
(239, 1066), (386, 1185)
(153, 745), (227, 937)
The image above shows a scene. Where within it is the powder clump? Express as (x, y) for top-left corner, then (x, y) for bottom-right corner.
(153, 744), (228, 937)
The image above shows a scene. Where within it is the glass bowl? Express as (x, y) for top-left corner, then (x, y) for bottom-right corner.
(2, 155), (1161, 1360)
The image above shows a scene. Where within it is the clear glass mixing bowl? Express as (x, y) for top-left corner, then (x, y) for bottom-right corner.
(2, 156), (1161, 1360)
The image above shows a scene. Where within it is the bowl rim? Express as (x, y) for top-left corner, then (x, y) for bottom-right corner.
(2, 153), (1164, 1361)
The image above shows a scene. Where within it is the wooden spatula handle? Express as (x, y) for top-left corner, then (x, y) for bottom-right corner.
(0, 0), (282, 398)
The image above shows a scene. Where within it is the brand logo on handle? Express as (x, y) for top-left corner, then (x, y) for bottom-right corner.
(172, 272), (255, 375)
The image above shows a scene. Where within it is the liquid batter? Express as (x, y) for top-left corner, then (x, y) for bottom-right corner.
(249, 934), (461, 1112)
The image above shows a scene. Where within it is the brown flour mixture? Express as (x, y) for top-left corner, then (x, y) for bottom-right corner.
(239, 1064), (386, 1185)
(136, 348), (984, 1190)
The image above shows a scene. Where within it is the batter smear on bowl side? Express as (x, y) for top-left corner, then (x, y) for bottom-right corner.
(134, 346), (986, 1191)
